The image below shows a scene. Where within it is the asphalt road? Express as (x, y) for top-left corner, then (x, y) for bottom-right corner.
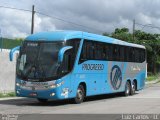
(0, 83), (160, 114)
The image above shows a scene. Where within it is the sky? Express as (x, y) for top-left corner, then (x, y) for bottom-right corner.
(0, 0), (160, 38)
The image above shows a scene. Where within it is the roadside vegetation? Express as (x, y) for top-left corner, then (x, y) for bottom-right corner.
(0, 38), (23, 49)
(146, 73), (160, 81)
(0, 92), (16, 98)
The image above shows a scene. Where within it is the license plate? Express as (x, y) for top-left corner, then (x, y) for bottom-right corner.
(29, 92), (37, 97)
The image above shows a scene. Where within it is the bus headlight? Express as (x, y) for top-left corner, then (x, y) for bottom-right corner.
(49, 81), (64, 89)
(56, 81), (64, 87)
(50, 92), (55, 96)
(49, 84), (56, 89)
(16, 83), (20, 86)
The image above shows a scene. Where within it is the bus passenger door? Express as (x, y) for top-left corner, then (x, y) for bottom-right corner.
(60, 51), (72, 98)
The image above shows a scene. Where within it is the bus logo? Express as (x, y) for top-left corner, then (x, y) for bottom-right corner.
(110, 65), (122, 90)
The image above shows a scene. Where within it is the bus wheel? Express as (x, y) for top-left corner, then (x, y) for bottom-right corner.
(74, 85), (85, 104)
(131, 81), (136, 95)
(124, 81), (131, 96)
(37, 98), (48, 103)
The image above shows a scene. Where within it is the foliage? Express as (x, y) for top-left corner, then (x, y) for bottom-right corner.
(0, 38), (23, 49)
(103, 28), (160, 74)
(146, 74), (159, 81)
(111, 28), (133, 41)
(0, 92), (16, 98)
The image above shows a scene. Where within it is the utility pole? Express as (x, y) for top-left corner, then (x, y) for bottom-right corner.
(133, 19), (135, 40)
(31, 5), (35, 34)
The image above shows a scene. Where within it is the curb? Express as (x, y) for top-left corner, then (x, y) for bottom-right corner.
(0, 97), (24, 101)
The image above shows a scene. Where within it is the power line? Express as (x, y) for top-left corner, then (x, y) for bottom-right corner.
(0, 5), (31, 12)
(135, 22), (160, 30)
(36, 11), (104, 33)
(0, 5), (104, 33)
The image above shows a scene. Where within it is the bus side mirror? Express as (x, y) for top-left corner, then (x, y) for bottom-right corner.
(58, 46), (73, 63)
(9, 46), (20, 61)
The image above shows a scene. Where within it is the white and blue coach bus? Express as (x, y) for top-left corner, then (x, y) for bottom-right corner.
(10, 31), (146, 104)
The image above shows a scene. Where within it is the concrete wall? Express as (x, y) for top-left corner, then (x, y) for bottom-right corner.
(0, 49), (16, 93)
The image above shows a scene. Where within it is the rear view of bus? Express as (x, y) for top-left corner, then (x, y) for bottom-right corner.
(10, 31), (146, 104)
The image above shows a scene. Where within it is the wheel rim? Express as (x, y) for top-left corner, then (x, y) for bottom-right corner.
(126, 82), (130, 95)
(132, 82), (136, 93)
(77, 89), (83, 100)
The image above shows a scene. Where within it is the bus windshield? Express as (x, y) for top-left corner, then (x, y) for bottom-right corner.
(16, 41), (65, 81)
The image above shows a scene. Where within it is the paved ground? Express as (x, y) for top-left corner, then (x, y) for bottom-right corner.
(0, 83), (160, 114)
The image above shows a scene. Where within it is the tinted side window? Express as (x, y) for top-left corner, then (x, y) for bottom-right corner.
(134, 48), (146, 63)
(108, 44), (113, 61)
(88, 41), (94, 59)
(79, 40), (92, 63)
(63, 39), (80, 72)
(131, 47), (135, 62)
(94, 42), (103, 60)
(80, 40), (87, 61)
(79, 39), (146, 63)
(79, 40), (104, 63)
(140, 49), (145, 63)
(135, 48), (140, 62)
(120, 46), (124, 61)
(102, 44), (108, 60)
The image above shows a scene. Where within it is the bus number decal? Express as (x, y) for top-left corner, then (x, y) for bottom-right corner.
(110, 65), (122, 90)
(82, 64), (104, 71)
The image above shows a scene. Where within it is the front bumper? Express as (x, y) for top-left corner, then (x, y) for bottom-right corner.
(16, 87), (62, 99)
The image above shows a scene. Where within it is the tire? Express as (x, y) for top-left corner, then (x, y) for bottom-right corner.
(131, 81), (136, 95)
(123, 81), (131, 96)
(37, 98), (48, 103)
(74, 85), (85, 104)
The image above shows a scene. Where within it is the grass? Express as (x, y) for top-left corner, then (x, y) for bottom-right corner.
(146, 74), (159, 81)
(0, 92), (16, 98)
(0, 38), (23, 49)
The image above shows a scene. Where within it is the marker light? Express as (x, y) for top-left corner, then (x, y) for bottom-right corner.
(16, 90), (20, 94)
(56, 81), (64, 87)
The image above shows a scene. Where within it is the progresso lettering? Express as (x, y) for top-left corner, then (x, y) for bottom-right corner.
(82, 64), (104, 70)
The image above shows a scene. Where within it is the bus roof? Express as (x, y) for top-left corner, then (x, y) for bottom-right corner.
(25, 30), (145, 49)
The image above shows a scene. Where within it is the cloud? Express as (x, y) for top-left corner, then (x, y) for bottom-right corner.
(0, 0), (160, 38)
(34, 15), (56, 32)
(0, 9), (30, 38)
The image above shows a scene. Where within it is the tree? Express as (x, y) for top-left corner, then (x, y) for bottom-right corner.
(133, 30), (160, 74)
(103, 28), (160, 74)
(111, 28), (132, 41)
